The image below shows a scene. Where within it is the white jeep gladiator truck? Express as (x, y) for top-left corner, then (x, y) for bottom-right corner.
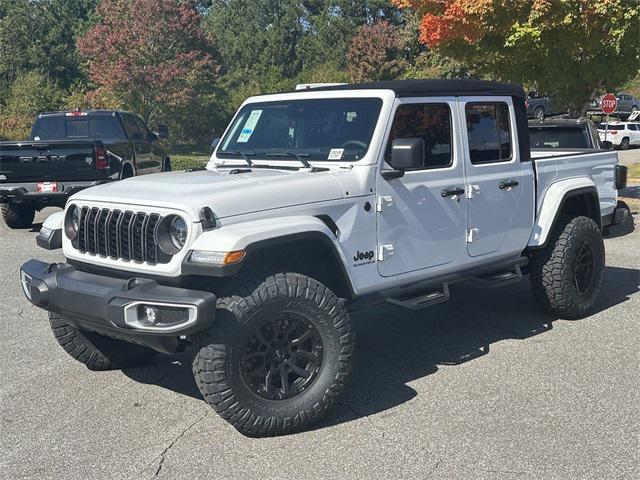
(20, 80), (630, 436)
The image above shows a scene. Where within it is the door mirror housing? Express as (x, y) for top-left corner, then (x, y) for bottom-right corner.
(211, 137), (221, 151)
(390, 138), (424, 170)
(157, 124), (169, 140)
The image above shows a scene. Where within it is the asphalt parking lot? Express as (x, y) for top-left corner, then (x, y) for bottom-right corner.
(1, 208), (638, 480)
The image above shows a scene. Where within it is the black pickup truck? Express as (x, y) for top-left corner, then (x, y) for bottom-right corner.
(0, 110), (170, 228)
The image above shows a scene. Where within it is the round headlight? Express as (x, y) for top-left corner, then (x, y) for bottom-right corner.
(64, 204), (80, 240)
(169, 216), (188, 249)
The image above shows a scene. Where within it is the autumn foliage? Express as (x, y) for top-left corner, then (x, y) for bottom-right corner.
(77, 0), (219, 124)
(393, 0), (640, 112)
(347, 21), (407, 82)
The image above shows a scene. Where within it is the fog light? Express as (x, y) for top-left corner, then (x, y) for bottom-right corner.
(138, 305), (158, 326)
(20, 271), (32, 301)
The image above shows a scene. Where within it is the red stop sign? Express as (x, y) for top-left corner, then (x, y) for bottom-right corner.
(601, 93), (617, 114)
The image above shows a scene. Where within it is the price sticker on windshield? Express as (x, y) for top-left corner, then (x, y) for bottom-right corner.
(237, 109), (263, 143)
(328, 148), (344, 160)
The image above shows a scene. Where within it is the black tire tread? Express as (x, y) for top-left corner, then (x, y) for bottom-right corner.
(49, 313), (157, 370)
(530, 216), (604, 319)
(192, 272), (354, 436)
(1, 203), (35, 229)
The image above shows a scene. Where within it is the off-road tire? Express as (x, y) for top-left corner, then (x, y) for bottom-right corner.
(1, 203), (35, 229)
(529, 216), (604, 319)
(192, 272), (354, 436)
(49, 313), (157, 370)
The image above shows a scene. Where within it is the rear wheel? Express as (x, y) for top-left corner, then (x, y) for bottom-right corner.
(49, 313), (157, 370)
(529, 216), (604, 319)
(192, 272), (354, 436)
(1, 203), (35, 229)
(534, 106), (545, 120)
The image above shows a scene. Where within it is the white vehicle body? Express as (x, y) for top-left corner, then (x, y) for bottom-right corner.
(51, 83), (622, 299)
(597, 121), (640, 147)
(23, 79), (631, 437)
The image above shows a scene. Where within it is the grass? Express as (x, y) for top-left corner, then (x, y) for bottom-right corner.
(169, 143), (210, 170)
(627, 162), (640, 183)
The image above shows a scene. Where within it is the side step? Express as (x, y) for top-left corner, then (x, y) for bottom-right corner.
(472, 265), (523, 288)
(385, 283), (450, 311)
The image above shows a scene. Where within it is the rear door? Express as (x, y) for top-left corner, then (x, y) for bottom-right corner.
(122, 114), (154, 175)
(375, 97), (467, 277)
(133, 116), (163, 172)
(459, 98), (535, 258)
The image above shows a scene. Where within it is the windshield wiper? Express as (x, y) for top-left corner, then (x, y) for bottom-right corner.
(266, 151), (314, 169)
(218, 150), (254, 167)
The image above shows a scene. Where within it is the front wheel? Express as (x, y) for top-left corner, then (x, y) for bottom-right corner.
(192, 272), (354, 436)
(49, 313), (157, 370)
(529, 216), (604, 319)
(1, 203), (35, 229)
(619, 137), (630, 150)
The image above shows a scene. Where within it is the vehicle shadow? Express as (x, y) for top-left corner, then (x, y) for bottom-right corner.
(122, 265), (639, 429)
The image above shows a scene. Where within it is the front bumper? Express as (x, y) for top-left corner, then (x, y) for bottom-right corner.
(20, 260), (217, 353)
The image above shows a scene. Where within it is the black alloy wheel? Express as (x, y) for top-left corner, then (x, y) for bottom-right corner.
(240, 312), (323, 400)
(572, 241), (595, 295)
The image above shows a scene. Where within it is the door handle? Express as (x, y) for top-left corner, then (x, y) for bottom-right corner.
(441, 187), (465, 198)
(499, 180), (519, 190)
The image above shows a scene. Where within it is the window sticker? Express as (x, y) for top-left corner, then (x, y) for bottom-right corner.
(237, 109), (263, 143)
(328, 148), (344, 160)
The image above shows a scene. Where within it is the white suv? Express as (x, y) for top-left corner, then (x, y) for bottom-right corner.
(21, 80), (629, 436)
(597, 121), (640, 150)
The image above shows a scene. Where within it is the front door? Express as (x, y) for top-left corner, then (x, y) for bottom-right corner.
(459, 98), (535, 258)
(376, 98), (467, 277)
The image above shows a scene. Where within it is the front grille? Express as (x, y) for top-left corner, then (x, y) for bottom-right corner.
(75, 207), (170, 264)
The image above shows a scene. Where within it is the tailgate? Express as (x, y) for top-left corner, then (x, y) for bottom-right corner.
(0, 141), (104, 183)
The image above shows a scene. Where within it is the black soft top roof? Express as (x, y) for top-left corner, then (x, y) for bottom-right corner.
(298, 79), (525, 99)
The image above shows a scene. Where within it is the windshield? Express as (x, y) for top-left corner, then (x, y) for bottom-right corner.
(529, 127), (591, 149)
(219, 98), (383, 162)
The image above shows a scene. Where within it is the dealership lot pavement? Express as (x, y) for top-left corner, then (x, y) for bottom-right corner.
(1, 210), (638, 480)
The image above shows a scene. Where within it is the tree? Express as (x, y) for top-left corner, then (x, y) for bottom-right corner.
(347, 20), (407, 82)
(393, 0), (640, 112)
(0, 71), (64, 140)
(0, 0), (97, 98)
(77, 0), (220, 137)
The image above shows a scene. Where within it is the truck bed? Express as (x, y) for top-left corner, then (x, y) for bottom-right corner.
(0, 140), (106, 183)
(532, 148), (618, 219)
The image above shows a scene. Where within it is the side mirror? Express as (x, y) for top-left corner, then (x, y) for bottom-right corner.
(390, 138), (424, 170)
(601, 140), (613, 149)
(211, 137), (221, 151)
(157, 124), (169, 140)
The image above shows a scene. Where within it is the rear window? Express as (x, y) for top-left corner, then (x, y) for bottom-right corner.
(529, 127), (591, 149)
(597, 124), (624, 130)
(31, 115), (126, 141)
(465, 103), (512, 164)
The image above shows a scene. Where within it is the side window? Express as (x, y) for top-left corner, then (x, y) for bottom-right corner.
(465, 102), (512, 164)
(134, 116), (152, 140)
(385, 103), (453, 169)
(122, 114), (143, 141)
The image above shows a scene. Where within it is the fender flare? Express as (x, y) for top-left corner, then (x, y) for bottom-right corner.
(528, 179), (600, 248)
(182, 216), (356, 297)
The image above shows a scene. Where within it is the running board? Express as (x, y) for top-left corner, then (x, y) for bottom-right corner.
(472, 265), (523, 288)
(385, 283), (450, 310)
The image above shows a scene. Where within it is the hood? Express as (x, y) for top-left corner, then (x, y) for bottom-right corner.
(70, 168), (345, 220)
